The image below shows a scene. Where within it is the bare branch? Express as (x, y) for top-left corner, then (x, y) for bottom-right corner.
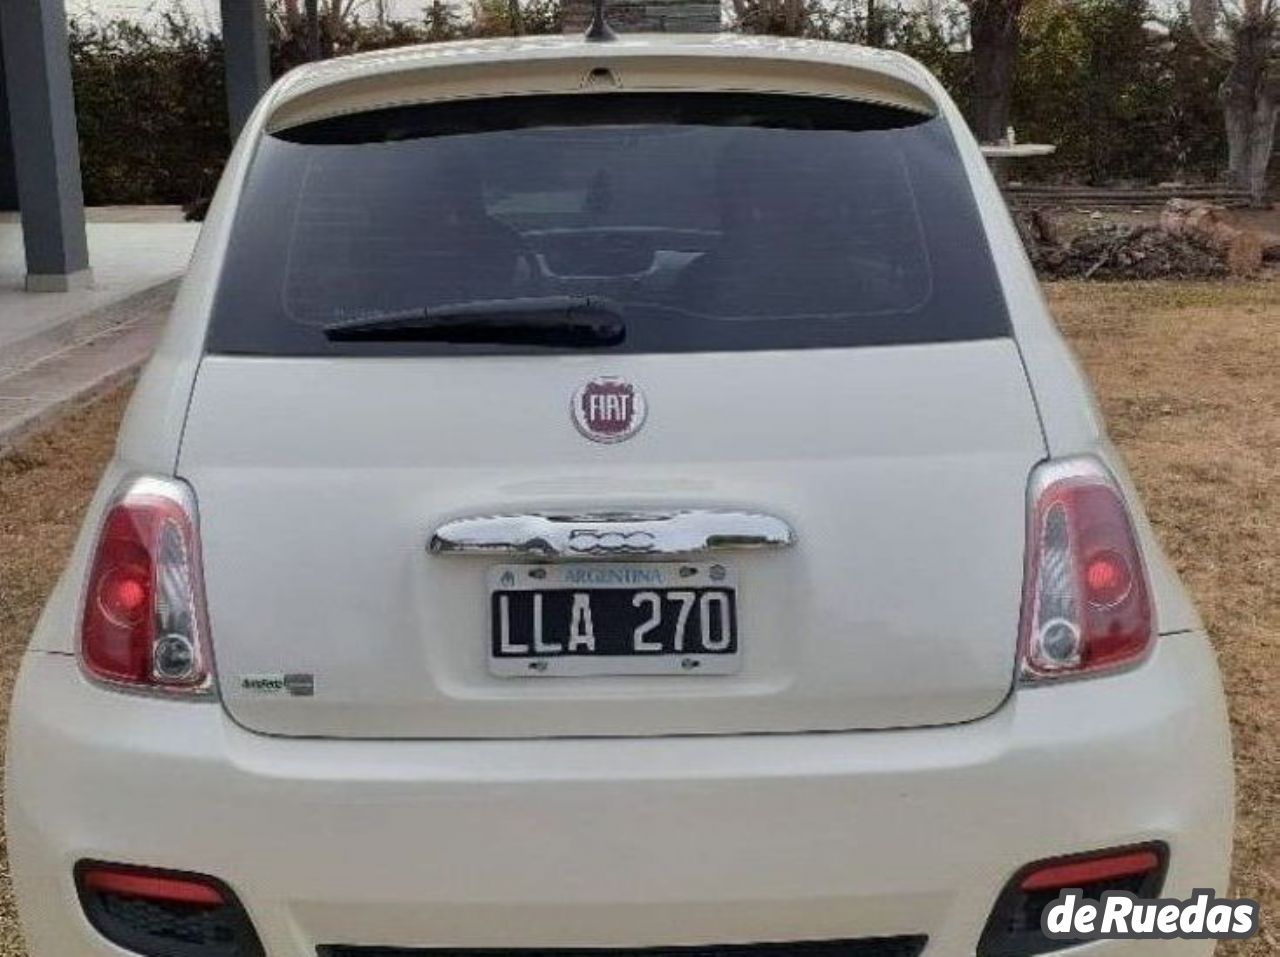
(1189, 0), (1238, 60)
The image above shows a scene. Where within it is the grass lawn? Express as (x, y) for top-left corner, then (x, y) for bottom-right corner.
(0, 278), (1276, 955)
(1045, 280), (1278, 956)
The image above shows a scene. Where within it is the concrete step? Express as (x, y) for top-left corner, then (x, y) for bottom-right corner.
(0, 279), (178, 379)
(0, 283), (176, 452)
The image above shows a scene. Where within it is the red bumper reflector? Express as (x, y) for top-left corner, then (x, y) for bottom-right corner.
(1019, 849), (1162, 892)
(81, 865), (226, 907)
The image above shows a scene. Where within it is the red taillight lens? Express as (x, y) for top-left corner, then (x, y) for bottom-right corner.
(1018, 847), (1163, 892)
(75, 860), (265, 957)
(979, 843), (1168, 957)
(98, 565), (150, 626)
(80, 477), (213, 694)
(80, 864), (226, 906)
(1019, 458), (1154, 680)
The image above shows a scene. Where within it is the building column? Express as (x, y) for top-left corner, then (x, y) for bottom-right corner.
(221, 0), (271, 140)
(0, 43), (19, 211)
(0, 0), (90, 292)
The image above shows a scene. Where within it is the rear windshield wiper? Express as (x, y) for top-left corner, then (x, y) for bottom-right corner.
(322, 296), (624, 347)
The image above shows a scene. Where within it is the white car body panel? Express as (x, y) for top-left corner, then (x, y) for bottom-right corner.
(179, 342), (1043, 737)
(9, 634), (1231, 956)
(262, 35), (938, 131)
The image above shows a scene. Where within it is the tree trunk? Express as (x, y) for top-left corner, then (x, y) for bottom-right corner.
(1220, 22), (1278, 207)
(969, 0), (1023, 143)
(1245, 97), (1279, 204)
(1161, 198), (1266, 275)
(866, 0), (887, 46)
(304, 0), (321, 61)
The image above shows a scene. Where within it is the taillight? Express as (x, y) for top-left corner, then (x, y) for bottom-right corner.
(76, 861), (264, 957)
(80, 476), (214, 695)
(979, 843), (1167, 957)
(1019, 457), (1154, 680)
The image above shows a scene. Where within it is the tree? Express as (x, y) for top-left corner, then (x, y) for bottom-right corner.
(305, 0), (321, 59)
(967, 0), (1026, 142)
(273, 0), (364, 61)
(727, 0), (809, 35)
(1191, 0), (1278, 204)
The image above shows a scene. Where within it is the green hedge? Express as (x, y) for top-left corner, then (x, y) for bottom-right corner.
(71, 16), (230, 206)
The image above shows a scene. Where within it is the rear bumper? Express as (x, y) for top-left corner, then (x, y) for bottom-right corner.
(7, 634), (1232, 957)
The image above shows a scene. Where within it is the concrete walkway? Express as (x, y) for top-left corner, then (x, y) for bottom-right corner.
(0, 207), (199, 450)
(0, 207), (196, 348)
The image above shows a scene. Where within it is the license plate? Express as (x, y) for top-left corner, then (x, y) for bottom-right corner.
(488, 562), (740, 677)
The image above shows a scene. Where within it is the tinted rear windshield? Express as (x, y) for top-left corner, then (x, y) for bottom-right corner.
(208, 93), (1009, 356)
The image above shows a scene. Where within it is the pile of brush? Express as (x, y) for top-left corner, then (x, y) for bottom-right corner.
(1017, 200), (1279, 281)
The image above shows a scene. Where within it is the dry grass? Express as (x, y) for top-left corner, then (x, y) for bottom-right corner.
(0, 389), (133, 957)
(1046, 280), (1279, 956)
(0, 281), (1276, 953)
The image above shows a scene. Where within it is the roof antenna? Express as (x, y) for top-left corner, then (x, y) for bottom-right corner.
(585, 0), (617, 42)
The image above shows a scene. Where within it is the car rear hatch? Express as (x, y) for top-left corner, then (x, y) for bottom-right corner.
(179, 84), (1046, 739)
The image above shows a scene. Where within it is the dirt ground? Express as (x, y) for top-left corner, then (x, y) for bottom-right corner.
(0, 279), (1276, 954)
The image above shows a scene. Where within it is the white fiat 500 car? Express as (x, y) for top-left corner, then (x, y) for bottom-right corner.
(7, 30), (1233, 957)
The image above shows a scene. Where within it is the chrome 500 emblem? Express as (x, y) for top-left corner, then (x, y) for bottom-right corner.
(572, 377), (647, 444)
(567, 529), (658, 554)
